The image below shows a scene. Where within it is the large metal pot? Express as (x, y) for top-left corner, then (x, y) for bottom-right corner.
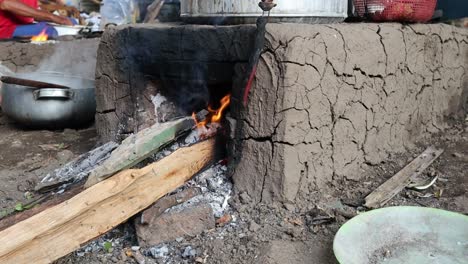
(1, 73), (96, 128)
(180, 0), (348, 24)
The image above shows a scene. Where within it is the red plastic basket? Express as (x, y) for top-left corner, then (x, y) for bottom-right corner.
(354, 0), (437, 22)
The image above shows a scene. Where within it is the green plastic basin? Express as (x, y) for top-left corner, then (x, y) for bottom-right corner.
(333, 206), (468, 264)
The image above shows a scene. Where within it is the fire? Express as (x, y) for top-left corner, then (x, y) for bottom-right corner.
(31, 29), (48, 42)
(192, 94), (231, 128)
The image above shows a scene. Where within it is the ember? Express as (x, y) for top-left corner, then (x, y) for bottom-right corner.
(31, 29), (48, 42)
(192, 94), (231, 128)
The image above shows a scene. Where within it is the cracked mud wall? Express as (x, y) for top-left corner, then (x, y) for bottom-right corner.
(232, 23), (468, 203)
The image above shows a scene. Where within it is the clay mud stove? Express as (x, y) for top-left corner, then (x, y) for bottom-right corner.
(0, 1), (467, 264)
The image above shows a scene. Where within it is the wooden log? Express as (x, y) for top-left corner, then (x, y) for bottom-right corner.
(85, 114), (203, 188)
(365, 147), (444, 208)
(0, 139), (215, 264)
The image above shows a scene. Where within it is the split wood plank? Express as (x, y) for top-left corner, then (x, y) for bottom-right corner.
(365, 146), (444, 208)
(85, 117), (196, 188)
(0, 139), (215, 264)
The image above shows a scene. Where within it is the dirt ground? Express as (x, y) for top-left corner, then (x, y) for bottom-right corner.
(0, 110), (97, 213)
(0, 104), (466, 263)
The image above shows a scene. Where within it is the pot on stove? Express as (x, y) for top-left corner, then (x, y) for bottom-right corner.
(1, 72), (96, 128)
(180, 0), (348, 24)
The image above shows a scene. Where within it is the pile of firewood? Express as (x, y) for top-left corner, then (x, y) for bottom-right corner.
(0, 111), (218, 263)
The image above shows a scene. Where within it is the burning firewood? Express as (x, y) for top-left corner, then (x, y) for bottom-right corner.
(190, 94), (231, 140)
(85, 111), (208, 188)
(0, 139), (215, 264)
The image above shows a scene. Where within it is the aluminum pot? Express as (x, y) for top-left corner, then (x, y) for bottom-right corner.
(180, 0), (348, 24)
(1, 73), (96, 128)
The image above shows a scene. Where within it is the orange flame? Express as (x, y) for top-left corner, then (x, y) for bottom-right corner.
(192, 94), (231, 128)
(31, 29), (48, 42)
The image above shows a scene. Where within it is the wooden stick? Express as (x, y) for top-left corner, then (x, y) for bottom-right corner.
(365, 147), (444, 208)
(0, 76), (69, 89)
(0, 139), (215, 264)
(143, 0), (165, 23)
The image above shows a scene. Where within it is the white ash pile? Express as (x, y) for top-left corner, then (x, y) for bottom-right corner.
(174, 162), (232, 218)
